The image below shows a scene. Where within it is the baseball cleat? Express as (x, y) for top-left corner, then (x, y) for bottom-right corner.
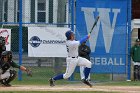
(3, 83), (11, 87)
(81, 79), (92, 87)
(1, 83), (11, 87)
(0, 80), (11, 87)
(49, 78), (55, 87)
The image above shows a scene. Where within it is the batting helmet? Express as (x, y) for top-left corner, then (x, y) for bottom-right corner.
(65, 30), (74, 40)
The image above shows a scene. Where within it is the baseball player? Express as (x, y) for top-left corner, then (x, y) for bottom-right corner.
(0, 51), (32, 87)
(131, 38), (140, 80)
(49, 30), (92, 87)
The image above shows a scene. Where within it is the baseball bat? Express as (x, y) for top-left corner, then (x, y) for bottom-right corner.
(89, 16), (100, 34)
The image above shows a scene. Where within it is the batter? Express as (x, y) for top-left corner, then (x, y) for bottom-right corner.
(49, 30), (92, 87)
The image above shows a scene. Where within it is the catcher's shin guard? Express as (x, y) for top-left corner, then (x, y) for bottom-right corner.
(5, 70), (17, 84)
(0, 79), (11, 87)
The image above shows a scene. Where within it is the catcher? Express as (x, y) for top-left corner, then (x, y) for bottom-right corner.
(0, 51), (32, 87)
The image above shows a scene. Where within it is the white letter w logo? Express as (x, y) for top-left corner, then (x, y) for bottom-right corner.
(81, 8), (120, 53)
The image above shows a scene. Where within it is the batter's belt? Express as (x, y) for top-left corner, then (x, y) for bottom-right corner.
(68, 56), (78, 58)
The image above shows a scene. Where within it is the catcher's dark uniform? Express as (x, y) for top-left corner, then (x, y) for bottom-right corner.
(0, 51), (32, 87)
(0, 51), (18, 86)
(0, 60), (20, 73)
(0, 63), (17, 87)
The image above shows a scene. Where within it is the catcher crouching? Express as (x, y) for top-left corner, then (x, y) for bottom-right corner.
(0, 51), (32, 87)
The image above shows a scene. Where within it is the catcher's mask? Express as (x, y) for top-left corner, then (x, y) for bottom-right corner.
(1, 51), (9, 61)
(1, 51), (12, 61)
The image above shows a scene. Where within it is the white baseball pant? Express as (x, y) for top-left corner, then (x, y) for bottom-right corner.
(63, 56), (91, 79)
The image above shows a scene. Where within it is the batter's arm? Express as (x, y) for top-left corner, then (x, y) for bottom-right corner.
(79, 34), (90, 44)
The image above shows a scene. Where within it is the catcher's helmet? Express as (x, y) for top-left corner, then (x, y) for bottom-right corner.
(136, 38), (140, 42)
(1, 51), (12, 61)
(1, 51), (9, 59)
(65, 30), (74, 40)
(1, 51), (9, 57)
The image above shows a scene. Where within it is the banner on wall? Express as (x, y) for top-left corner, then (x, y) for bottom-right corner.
(76, 0), (128, 73)
(0, 29), (11, 51)
(28, 27), (70, 57)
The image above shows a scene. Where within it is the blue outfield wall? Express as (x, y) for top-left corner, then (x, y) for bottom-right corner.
(76, 0), (130, 74)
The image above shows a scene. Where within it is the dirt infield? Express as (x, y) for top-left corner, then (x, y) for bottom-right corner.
(0, 85), (140, 93)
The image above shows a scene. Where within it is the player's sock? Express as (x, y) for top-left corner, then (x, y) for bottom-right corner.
(53, 74), (64, 80)
(84, 67), (91, 79)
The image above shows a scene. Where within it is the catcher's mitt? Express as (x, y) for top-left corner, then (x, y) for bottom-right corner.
(26, 68), (32, 77)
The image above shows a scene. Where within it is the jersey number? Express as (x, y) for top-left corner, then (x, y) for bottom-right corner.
(66, 45), (69, 52)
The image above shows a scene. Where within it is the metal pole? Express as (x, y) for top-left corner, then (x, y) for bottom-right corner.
(71, 0), (74, 31)
(127, 0), (131, 81)
(18, 0), (23, 81)
(68, 0), (71, 28)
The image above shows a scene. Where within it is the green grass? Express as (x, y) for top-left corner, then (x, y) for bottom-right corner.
(11, 67), (77, 85)
(9, 67), (140, 86)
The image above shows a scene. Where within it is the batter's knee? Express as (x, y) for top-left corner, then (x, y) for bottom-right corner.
(86, 61), (92, 68)
(63, 73), (72, 79)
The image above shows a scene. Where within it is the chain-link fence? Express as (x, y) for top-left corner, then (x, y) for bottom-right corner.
(0, 0), (74, 83)
(0, 0), (131, 84)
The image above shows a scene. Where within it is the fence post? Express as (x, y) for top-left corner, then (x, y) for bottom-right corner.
(18, 0), (23, 81)
(127, 0), (131, 81)
(71, 0), (74, 31)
